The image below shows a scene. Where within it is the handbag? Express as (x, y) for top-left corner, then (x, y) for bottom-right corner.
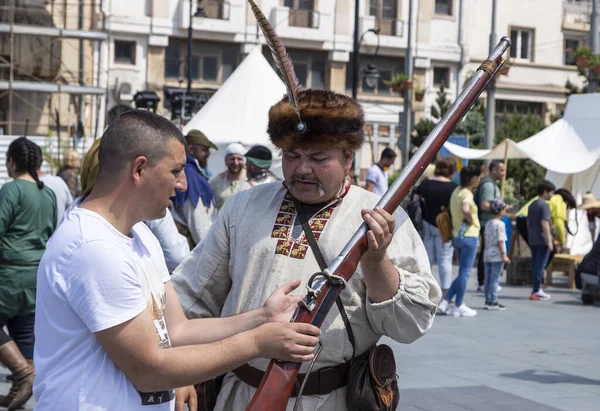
(436, 206), (453, 243)
(293, 199), (399, 410)
(194, 375), (224, 411)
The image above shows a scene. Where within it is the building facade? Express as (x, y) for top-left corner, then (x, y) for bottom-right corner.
(102, 0), (592, 177)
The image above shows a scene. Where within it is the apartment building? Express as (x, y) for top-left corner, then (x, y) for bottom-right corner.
(103, 0), (592, 174)
(0, 0), (106, 138)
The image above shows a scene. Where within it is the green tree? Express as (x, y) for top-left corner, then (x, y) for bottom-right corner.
(495, 113), (547, 202)
(454, 99), (486, 148)
(430, 83), (451, 120)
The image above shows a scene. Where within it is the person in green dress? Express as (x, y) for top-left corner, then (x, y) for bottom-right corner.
(0, 137), (56, 410)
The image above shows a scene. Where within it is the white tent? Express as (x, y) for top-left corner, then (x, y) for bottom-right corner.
(183, 46), (286, 176)
(442, 93), (600, 254)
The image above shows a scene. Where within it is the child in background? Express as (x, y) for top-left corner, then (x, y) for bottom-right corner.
(484, 199), (510, 310)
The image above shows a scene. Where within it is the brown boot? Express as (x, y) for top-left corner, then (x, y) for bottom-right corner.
(0, 341), (34, 411)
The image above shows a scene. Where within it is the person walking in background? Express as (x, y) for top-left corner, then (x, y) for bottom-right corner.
(56, 148), (81, 199)
(528, 180), (556, 301)
(209, 143), (247, 210)
(0, 137), (57, 410)
(439, 165), (480, 317)
(35, 145), (73, 226)
(170, 130), (218, 248)
(516, 188), (576, 269)
(240, 144), (279, 188)
(579, 193), (600, 243)
(484, 199), (510, 311)
(365, 147), (397, 196)
(475, 160), (505, 293)
(414, 157), (458, 302)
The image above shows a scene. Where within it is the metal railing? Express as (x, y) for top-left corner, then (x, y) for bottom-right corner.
(377, 18), (403, 37)
(563, 0), (592, 24)
(201, 0), (231, 21)
(288, 8), (319, 29)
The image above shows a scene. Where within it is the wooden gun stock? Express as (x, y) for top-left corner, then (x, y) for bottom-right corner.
(246, 37), (512, 411)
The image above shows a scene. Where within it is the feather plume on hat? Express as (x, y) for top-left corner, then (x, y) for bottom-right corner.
(248, 0), (364, 151)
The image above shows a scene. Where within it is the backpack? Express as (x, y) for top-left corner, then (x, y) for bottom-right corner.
(403, 188), (425, 234)
(436, 206), (453, 243)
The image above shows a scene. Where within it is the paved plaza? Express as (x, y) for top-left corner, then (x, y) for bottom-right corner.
(2, 267), (599, 410)
(391, 266), (600, 411)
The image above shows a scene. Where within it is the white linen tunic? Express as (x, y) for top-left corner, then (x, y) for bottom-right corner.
(172, 183), (441, 411)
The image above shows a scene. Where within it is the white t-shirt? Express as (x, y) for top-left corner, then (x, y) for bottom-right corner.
(483, 219), (508, 263)
(40, 174), (73, 225)
(365, 164), (388, 196)
(34, 207), (174, 411)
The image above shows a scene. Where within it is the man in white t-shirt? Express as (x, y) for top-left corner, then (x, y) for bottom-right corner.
(33, 110), (320, 411)
(365, 147), (397, 196)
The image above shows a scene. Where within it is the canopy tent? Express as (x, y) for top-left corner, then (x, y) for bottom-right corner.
(183, 46), (286, 177)
(443, 93), (600, 254)
(442, 118), (597, 175)
(544, 94), (600, 255)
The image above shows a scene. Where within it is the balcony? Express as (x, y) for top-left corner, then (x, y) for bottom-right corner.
(377, 18), (403, 37)
(563, 0), (591, 29)
(268, 7), (332, 43)
(198, 0), (231, 21)
(288, 8), (319, 29)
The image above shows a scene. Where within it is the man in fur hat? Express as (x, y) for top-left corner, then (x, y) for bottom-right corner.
(172, 89), (440, 410)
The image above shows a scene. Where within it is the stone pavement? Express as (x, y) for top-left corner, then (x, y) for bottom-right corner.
(1, 267), (599, 410)
(388, 266), (600, 411)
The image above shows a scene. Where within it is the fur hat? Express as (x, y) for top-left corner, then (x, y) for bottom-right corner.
(267, 89), (364, 152)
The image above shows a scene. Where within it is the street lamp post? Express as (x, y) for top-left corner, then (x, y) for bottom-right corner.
(402, 0), (414, 168)
(184, 1), (206, 122)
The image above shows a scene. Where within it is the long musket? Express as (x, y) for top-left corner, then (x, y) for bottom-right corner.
(246, 37), (512, 411)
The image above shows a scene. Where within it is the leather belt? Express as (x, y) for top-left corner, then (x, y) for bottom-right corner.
(233, 361), (350, 397)
(0, 259), (38, 267)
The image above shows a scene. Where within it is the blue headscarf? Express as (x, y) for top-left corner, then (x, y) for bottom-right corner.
(172, 154), (214, 209)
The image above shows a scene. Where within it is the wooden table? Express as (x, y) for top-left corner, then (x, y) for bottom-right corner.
(546, 253), (584, 289)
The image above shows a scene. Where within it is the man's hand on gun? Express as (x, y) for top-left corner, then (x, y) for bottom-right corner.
(259, 280), (320, 362)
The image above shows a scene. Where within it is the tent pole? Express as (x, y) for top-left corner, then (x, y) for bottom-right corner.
(500, 141), (508, 200)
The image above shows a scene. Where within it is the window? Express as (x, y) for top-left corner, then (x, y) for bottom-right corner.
(285, 0), (312, 8)
(433, 67), (450, 87)
(114, 41), (136, 65)
(285, 0), (315, 28)
(266, 49), (326, 89)
(165, 42), (181, 79)
(368, 1), (400, 35)
(163, 39), (239, 84)
(496, 100), (542, 116)
(564, 38), (582, 66)
(435, 0), (452, 16)
(510, 28), (534, 61)
(345, 55), (405, 96)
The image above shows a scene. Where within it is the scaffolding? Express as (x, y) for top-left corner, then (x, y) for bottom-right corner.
(0, 0), (108, 140)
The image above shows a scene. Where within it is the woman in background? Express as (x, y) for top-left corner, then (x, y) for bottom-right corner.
(439, 165), (481, 318)
(0, 137), (56, 410)
(414, 157), (458, 304)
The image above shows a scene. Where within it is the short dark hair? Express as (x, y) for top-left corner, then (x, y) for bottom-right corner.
(434, 157), (457, 178)
(380, 148), (397, 160)
(459, 165), (480, 186)
(537, 179), (556, 196)
(98, 110), (185, 179)
(489, 160), (504, 172)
